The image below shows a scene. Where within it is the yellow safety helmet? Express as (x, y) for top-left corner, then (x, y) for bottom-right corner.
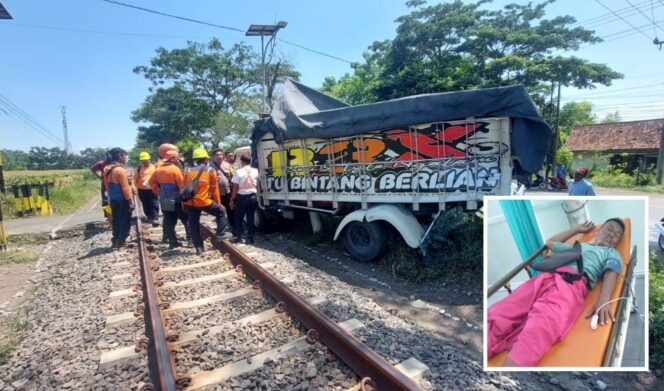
(192, 148), (209, 160)
(139, 151), (150, 160)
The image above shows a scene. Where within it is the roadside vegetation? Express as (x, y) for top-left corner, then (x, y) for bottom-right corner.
(1, 170), (100, 218)
(650, 252), (664, 368)
(0, 233), (47, 266)
(0, 293), (34, 365)
(382, 208), (483, 282)
(590, 164), (664, 193)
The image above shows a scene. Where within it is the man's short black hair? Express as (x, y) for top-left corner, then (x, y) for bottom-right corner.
(240, 155), (251, 164)
(211, 148), (223, 156)
(604, 218), (625, 236)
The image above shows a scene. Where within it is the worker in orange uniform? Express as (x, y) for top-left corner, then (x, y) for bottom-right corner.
(157, 143), (178, 166)
(149, 149), (190, 248)
(183, 148), (232, 255)
(135, 151), (159, 226)
(103, 148), (134, 249)
(90, 150), (112, 220)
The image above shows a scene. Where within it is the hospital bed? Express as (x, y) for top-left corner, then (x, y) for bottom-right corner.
(487, 218), (637, 367)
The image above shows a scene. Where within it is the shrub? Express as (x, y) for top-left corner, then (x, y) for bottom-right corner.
(650, 252), (664, 368)
(382, 207), (483, 281)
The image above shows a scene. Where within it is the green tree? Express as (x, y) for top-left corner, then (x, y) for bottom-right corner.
(558, 101), (595, 143)
(133, 39), (299, 149)
(600, 111), (622, 123)
(0, 149), (29, 170)
(323, 0), (622, 104)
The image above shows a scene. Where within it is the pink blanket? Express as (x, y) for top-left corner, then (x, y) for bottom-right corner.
(487, 266), (588, 366)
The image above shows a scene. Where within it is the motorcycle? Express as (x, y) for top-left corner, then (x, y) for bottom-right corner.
(545, 176), (568, 191)
(655, 219), (664, 251)
(517, 173), (546, 190)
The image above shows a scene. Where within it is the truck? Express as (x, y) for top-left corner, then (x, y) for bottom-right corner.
(249, 79), (552, 261)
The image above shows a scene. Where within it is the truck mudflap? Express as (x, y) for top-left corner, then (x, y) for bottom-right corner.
(333, 205), (424, 248)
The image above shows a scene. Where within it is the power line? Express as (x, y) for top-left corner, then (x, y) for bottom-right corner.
(624, 0), (664, 33)
(0, 94), (64, 144)
(573, 0), (652, 27)
(594, 0), (653, 40)
(100, 0), (245, 33)
(1, 21), (239, 40)
(0, 102), (63, 146)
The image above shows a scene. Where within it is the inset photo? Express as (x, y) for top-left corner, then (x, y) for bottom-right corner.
(484, 197), (648, 370)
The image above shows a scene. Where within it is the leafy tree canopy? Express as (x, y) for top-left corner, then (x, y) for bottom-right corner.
(321, 0), (622, 105)
(132, 39), (299, 152)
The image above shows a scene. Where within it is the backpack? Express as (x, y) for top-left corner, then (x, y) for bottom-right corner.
(179, 167), (205, 202)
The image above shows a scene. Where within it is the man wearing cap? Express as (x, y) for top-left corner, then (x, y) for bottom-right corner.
(568, 167), (596, 196)
(135, 151), (159, 225)
(150, 149), (190, 248)
(183, 148), (232, 255)
(103, 148), (134, 249)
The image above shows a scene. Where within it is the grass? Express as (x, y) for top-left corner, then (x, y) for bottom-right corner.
(4, 169), (88, 178)
(1, 173), (100, 218)
(0, 291), (35, 365)
(381, 207), (483, 281)
(0, 248), (40, 266)
(48, 175), (100, 215)
(650, 252), (664, 369)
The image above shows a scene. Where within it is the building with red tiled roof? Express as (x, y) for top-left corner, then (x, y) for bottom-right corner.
(565, 119), (664, 173)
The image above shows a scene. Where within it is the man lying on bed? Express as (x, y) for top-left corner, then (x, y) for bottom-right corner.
(487, 218), (625, 367)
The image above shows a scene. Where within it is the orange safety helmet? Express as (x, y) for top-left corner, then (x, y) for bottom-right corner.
(163, 150), (179, 160)
(158, 143), (179, 158)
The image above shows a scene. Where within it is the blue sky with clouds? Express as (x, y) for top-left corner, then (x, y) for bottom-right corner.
(1, 0), (662, 152)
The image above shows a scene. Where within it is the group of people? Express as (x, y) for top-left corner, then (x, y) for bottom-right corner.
(89, 144), (259, 254)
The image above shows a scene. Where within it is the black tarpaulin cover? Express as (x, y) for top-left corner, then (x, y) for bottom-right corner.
(252, 79), (552, 172)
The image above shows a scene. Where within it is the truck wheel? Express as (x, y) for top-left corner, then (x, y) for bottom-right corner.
(659, 234), (664, 252)
(342, 221), (387, 261)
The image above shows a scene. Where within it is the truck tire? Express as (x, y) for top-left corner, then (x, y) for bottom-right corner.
(659, 234), (664, 252)
(342, 221), (387, 261)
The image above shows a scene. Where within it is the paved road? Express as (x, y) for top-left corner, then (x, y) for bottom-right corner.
(525, 186), (664, 255)
(3, 196), (104, 237)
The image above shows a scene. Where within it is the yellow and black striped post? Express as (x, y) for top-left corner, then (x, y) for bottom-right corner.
(12, 185), (22, 216)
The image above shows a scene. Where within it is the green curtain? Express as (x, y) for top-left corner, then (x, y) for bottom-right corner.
(499, 200), (544, 274)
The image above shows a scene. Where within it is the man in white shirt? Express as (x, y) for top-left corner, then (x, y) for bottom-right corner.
(230, 155), (259, 244)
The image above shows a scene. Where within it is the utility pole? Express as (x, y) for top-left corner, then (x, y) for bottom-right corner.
(549, 81), (562, 181)
(61, 106), (71, 154)
(246, 21), (288, 113)
(656, 122), (664, 184)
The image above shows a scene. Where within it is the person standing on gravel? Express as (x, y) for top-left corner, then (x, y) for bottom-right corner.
(103, 148), (134, 249)
(135, 151), (159, 226)
(230, 154), (259, 245)
(211, 149), (233, 223)
(90, 150), (112, 220)
(150, 150), (190, 249)
(183, 148), (232, 255)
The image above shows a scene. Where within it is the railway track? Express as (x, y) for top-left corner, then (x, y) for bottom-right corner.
(98, 202), (429, 390)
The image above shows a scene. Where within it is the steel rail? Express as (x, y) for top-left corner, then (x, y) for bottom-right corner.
(201, 225), (422, 390)
(132, 197), (179, 391)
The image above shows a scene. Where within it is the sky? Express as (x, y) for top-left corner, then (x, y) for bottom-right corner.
(0, 0), (663, 152)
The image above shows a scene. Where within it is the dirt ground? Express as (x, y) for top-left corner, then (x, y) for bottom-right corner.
(0, 262), (36, 344)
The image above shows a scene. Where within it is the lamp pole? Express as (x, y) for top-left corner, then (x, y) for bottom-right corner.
(246, 21), (288, 113)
